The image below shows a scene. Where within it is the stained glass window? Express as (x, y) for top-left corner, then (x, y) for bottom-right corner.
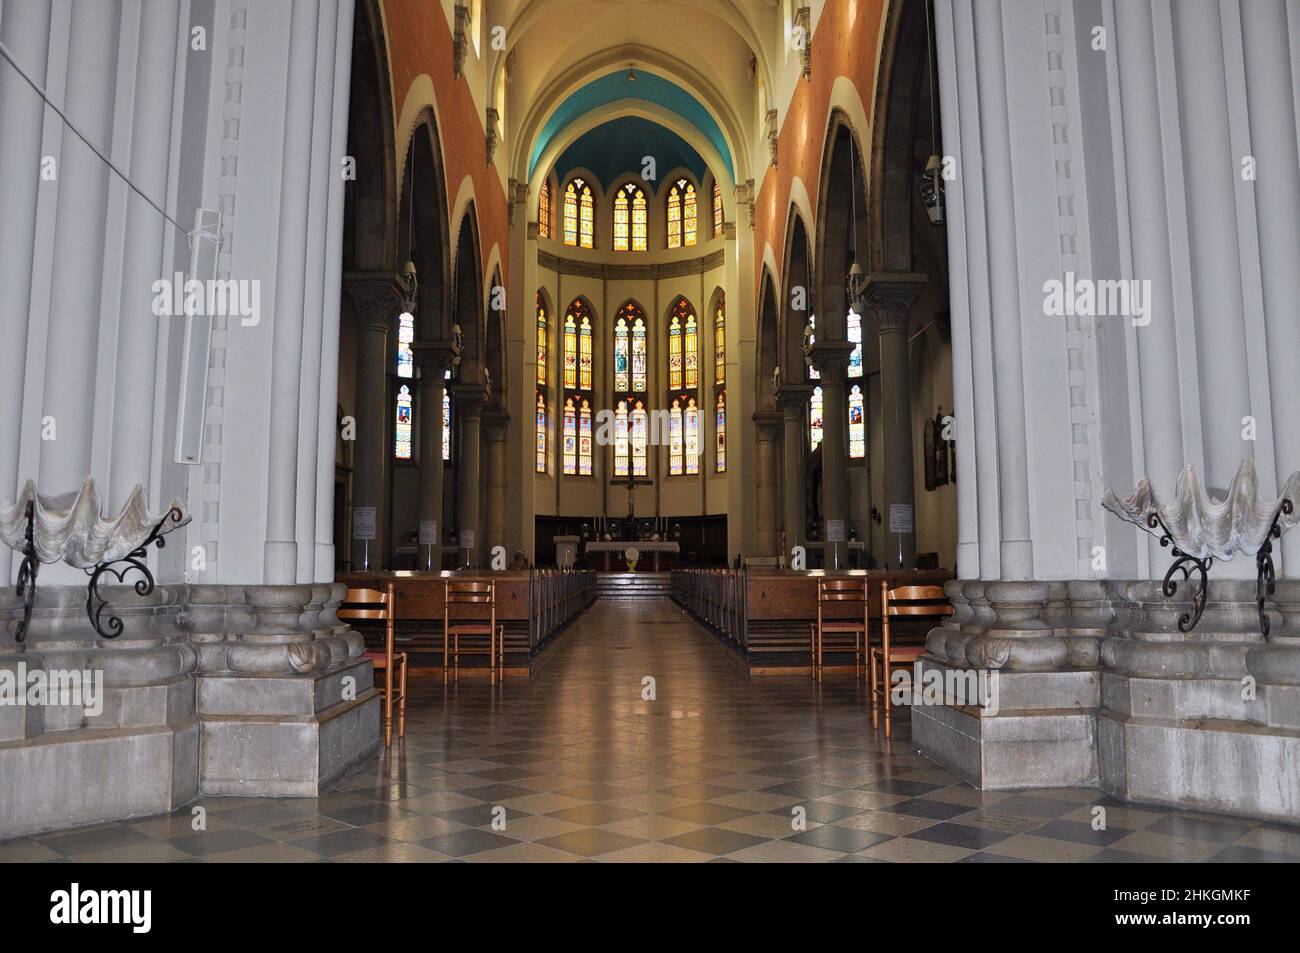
(536, 294), (548, 386)
(579, 315), (592, 390)
(562, 398), (577, 474)
(684, 397), (699, 475)
(714, 296), (726, 386)
(539, 179), (550, 239)
(442, 367), (452, 462)
(395, 384), (413, 460)
(713, 180), (723, 237)
(535, 392), (547, 473)
(849, 385), (865, 460)
(397, 311), (414, 378)
(806, 313), (820, 380)
(631, 316), (646, 392)
(563, 310), (577, 389)
(715, 390), (727, 472)
(612, 183), (646, 252)
(579, 399), (593, 475)
(614, 318), (630, 392)
(669, 315), (682, 390)
(848, 308), (862, 379)
(667, 178), (698, 248)
(563, 178), (593, 248)
(669, 400), (683, 475)
(684, 312), (698, 389)
(614, 401), (629, 477)
(809, 385), (824, 450)
(631, 401), (648, 477)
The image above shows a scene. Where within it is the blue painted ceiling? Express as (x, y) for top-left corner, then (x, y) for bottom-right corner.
(529, 69), (733, 181)
(553, 117), (708, 192)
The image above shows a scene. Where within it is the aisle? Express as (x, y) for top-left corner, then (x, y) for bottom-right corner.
(2, 598), (1288, 862)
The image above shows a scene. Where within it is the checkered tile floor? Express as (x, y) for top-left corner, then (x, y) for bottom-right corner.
(4, 598), (1298, 862)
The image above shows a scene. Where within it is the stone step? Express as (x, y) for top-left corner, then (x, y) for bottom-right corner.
(594, 572), (672, 600)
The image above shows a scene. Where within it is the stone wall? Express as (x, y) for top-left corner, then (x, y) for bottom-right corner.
(914, 578), (1300, 822)
(0, 583), (379, 839)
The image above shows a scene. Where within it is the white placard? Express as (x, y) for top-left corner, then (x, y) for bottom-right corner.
(352, 506), (376, 540)
(419, 520), (438, 545)
(889, 504), (914, 534)
(460, 529), (476, 549)
(826, 519), (846, 542)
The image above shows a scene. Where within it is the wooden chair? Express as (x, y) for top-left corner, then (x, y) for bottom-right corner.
(443, 580), (503, 684)
(869, 583), (952, 738)
(338, 584), (407, 748)
(809, 578), (870, 683)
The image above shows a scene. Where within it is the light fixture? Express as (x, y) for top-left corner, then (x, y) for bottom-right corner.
(395, 259), (418, 315)
(627, 66), (636, 82)
(919, 155), (945, 227)
(845, 261), (866, 311)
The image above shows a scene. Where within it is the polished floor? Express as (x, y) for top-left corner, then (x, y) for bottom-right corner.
(4, 598), (1298, 863)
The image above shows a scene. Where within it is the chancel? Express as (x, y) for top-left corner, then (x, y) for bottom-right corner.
(0, 0), (1297, 872)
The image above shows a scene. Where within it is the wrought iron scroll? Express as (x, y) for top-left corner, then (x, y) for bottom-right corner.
(84, 506), (184, 640)
(1256, 498), (1293, 638)
(1148, 512), (1213, 633)
(13, 500), (37, 643)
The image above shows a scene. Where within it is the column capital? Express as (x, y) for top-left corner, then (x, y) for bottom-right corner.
(411, 340), (456, 377)
(864, 271), (927, 329)
(808, 340), (855, 376)
(451, 381), (487, 415)
(752, 410), (783, 434)
(775, 384), (813, 411)
(344, 271), (400, 329)
(482, 409), (510, 435)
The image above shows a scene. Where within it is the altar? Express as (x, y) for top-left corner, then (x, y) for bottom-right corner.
(585, 540), (680, 571)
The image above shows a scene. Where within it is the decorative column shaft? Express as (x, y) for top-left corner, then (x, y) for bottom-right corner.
(346, 278), (393, 571)
(777, 386), (812, 553)
(808, 341), (855, 569)
(453, 384), (485, 568)
(412, 342), (453, 571)
(866, 273), (925, 570)
(753, 412), (782, 557)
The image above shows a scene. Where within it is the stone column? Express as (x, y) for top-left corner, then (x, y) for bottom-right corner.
(808, 341), (855, 569)
(483, 410), (509, 563)
(412, 341), (454, 571)
(453, 384), (485, 567)
(866, 273), (925, 570)
(753, 412), (782, 557)
(777, 385), (812, 555)
(346, 277), (394, 571)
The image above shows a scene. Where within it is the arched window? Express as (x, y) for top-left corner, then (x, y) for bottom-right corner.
(562, 299), (594, 475)
(535, 392), (548, 473)
(536, 293), (548, 386)
(395, 384), (413, 461)
(714, 294), (726, 386)
(613, 183), (647, 252)
(536, 293), (548, 472)
(848, 308), (862, 380)
(684, 396), (699, 475)
(666, 178), (697, 248)
(806, 313), (820, 380)
(668, 395), (700, 476)
(563, 177), (594, 249)
(539, 179), (551, 239)
(849, 385), (865, 460)
(809, 385), (824, 450)
(668, 298), (697, 390)
(715, 390), (727, 472)
(613, 301), (648, 476)
(394, 312), (415, 461)
(712, 180), (723, 237)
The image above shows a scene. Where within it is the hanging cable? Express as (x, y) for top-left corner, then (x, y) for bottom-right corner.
(0, 38), (192, 241)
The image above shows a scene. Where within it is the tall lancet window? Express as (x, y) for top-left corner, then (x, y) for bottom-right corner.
(613, 301), (648, 476)
(394, 311), (415, 461)
(536, 293), (549, 472)
(563, 177), (594, 248)
(668, 297), (699, 474)
(847, 308), (864, 459)
(715, 390), (727, 472)
(613, 183), (647, 251)
(714, 293), (726, 472)
(562, 299), (594, 474)
(712, 179), (723, 237)
(539, 179), (551, 239)
(809, 385), (824, 451)
(666, 178), (697, 248)
(442, 367), (452, 462)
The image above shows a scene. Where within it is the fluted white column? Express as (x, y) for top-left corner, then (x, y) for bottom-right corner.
(0, 1), (52, 584)
(262, 0), (322, 584)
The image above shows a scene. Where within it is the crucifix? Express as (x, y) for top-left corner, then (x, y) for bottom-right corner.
(611, 471), (654, 540)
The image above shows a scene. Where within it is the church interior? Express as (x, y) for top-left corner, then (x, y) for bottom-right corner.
(0, 0), (1298, 877)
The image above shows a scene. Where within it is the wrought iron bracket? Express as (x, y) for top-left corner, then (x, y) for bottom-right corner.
(83, 506), (184, 640)
(1148, 512), (1213, 633)
(13, 500), (37, 643)
(1256, 498), (1293, 638)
